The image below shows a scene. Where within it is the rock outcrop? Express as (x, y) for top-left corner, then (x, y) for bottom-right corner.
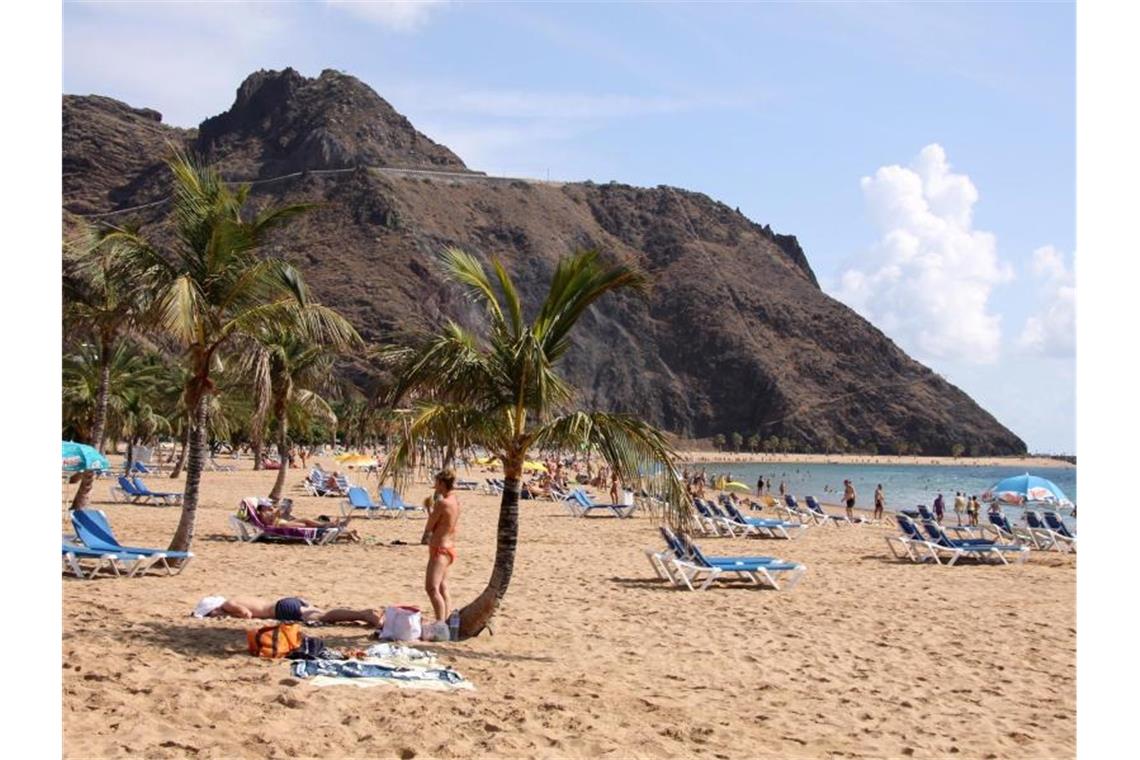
(61, 69), (1026, 456)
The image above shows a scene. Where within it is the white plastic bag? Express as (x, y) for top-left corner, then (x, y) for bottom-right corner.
(380, 605), (422, 641)
(420, 621), (450, 642)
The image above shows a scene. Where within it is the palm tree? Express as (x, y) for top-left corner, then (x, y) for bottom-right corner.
(62, 233), (151, 508)
(381, 248), (690, 639)
(106, 150), (358, 555)
(247, 328), (357, 501)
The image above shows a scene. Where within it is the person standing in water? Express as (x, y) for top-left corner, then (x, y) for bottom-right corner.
(873, 484), (885, 522)
(421, 469), (460, 624)
(953, 492), (967, 526)
(843, 479), (857, 522)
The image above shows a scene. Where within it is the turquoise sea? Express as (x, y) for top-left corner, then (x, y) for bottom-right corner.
(690, 461), (1077, 517)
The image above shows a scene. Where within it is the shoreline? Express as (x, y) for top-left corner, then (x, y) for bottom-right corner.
(675, 450), (1075, 469)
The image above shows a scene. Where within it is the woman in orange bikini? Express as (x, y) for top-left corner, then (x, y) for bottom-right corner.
(421, 469), (460, 624)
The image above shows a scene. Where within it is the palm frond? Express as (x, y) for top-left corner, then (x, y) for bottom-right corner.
(439, 247), (507, 331)
(532, 410), (692, 530)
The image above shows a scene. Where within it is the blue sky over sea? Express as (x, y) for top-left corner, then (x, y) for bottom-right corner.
(63, 1), (1076, 452)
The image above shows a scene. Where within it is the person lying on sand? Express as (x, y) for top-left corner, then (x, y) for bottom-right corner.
(191, 595), (382, 626)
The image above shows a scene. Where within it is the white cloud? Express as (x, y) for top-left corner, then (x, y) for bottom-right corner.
(832, 144), (1013, 364)
(326, 0), (448, 31)
(1018, 245), (1075, 357)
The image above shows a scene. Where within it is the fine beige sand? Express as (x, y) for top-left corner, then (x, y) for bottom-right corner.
(62, 462), (1075, 759)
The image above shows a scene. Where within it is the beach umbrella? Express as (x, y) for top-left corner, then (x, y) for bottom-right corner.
(723, 481), (752, 493)
(474, 456), (498, 465)
(983, 473), (1071, 506)
(339, 454), (376, 468)
(62, 441), (110, 472)
(522, 461), (547, 473)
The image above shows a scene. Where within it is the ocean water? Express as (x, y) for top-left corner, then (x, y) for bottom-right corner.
(689, 461), (1077, 517)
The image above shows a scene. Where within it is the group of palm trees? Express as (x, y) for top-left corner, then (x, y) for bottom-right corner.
(63, 149), (689, 638)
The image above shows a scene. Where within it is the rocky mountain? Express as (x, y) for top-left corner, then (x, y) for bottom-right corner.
(61, 68), (1026, 456)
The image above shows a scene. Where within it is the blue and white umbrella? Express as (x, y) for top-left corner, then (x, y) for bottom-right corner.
(62, 441), (110, 472)
(983, 473), (1071, 506)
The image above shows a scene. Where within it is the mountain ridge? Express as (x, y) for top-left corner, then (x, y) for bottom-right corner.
(61, 68), (1027, 456)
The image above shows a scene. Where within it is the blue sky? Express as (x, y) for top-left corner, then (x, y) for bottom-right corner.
(63, 1), (1076, 452)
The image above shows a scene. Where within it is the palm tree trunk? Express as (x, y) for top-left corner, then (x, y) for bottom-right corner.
(125, 437), (136, 473)
(168, 395), (207, 555)
(252, 439), (264, 470)
(170, 422), (190, 478)
(70, 342), (112, 510)
(269, 407), (289, 502)
(457, 457), (521, 639)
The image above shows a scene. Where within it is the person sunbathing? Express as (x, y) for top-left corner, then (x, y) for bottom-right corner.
(255, 503), (361, 542)
(191, 595), (382, 626)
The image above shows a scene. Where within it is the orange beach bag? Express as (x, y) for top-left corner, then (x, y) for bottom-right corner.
(247, 623), (303, 658)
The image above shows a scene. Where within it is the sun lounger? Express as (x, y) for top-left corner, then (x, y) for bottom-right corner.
(570, 489), (635, 518)
(884, 516), (936, 563)
(340, 486), (382, 519)
(1028, 510), (1075, 553)
(890, 516), (946, 563)
(983, 513), (1040, 548)
(1043, 511), (1076, 539)
(722, 502), (806, 539)
(131, 477), (183, 505)
(669, 532), (806, 591)
(71, 509), (193, 575)
(379, 487), (422, 517)
(801, 496), (850, 526)
(62, 541), (139, 579)
(231, 498), (342, 544)
(921, 520), (1029, 566)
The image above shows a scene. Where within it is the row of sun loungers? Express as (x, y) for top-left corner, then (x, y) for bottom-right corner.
(692, 498), (806, 538)
(339, 487), (423, 519)
(644, 527), (807, 591)
(62, 509), (193, 579)
(886, 514), (1032, 565)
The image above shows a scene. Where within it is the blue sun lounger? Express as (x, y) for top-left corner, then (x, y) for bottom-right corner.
(340, 486), (382, 518)
(1031, 510), (1076, 553)
(675, 536), (806, 591)
(884, 515), (938, 563)
(380, 487), (422, 517)
(921, 520), (1029, 565)
(131, 477), (183, 505)
(722, 503), (805, 539)
(985, 512), (1040, 548)
(62, 541), (143, 579)
(571, 489), (635, 518)
(71, 509), (193, 575)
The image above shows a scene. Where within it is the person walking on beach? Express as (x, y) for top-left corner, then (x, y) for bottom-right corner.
(873, 484), (885, 522)
(843, 479), (857, 521)
(609, 471), (620, 505)
(933, 493), (945, 524)
(756, 476), (763, 497)
(778, 481), (786, 499)
(953, 491), (966, 526)
(421, 469), (460, 624)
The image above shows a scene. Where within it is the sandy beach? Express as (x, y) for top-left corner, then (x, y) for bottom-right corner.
(62, 462), (1075, 759)
(676, 450), (1075, 469)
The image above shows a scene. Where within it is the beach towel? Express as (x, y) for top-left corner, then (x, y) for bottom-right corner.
(290, 642), (472, 690)
(291, 659), (474, 691)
